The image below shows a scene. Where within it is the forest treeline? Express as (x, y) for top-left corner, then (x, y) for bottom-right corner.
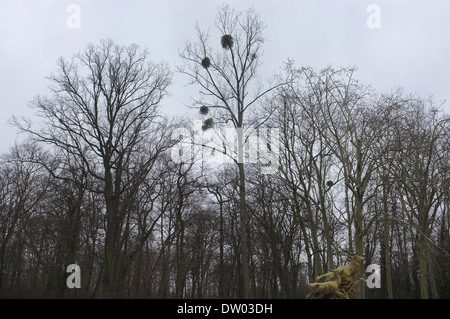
(0, 6), (449, 299)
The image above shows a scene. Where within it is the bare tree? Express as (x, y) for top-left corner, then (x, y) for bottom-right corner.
(275, 85), (338, 281)
(13, 39), (172, 297)
(178, 5), (285, 298)
(282, 65), (408, 298)
(0, 143), (50, 296)
(391, 98), (449, 298)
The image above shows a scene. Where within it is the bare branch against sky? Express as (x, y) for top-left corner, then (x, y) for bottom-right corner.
(1, 0), (449, 152)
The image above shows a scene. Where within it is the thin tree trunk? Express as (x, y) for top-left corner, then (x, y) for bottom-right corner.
(238, 161), (251, 299)
(175, 212), (185, 299)
(427, 246), (438, 299)
(354, 194), (365, 298)
(101, 168), (119, 298)
(418, 230), (429, 299)
(219, 198), (225, 298)
(382, 184), (394, 299)
(418, 187), (429, 299)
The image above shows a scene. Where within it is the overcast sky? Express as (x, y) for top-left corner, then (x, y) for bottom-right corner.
(1, 0), (449, 153)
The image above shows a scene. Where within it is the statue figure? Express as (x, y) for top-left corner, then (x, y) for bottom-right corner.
(306, 255), (366, 299)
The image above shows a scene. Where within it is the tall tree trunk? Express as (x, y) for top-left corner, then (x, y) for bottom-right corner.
(307, 204), (323, 278)
(418, 186), (429, 299)
(382, 185), (394, 299)
(175, 211), (185, 299)
(218, 198), (225, 298)
(354, 139), (366, 299)
(418, 229), (429, 299)
(427, 246), (438, 298)
(345, 182), (353, 253)
(320, 205), (334, 272)
(354, 193), (365, 299)
(101, 168), (120, 298)
(238, 161), (251, 299)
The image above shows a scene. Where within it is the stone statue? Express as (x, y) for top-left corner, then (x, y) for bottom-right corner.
(306, 255), (366, 299)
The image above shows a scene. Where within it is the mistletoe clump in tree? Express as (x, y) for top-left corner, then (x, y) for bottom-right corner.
(221, 34), (234, 50)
